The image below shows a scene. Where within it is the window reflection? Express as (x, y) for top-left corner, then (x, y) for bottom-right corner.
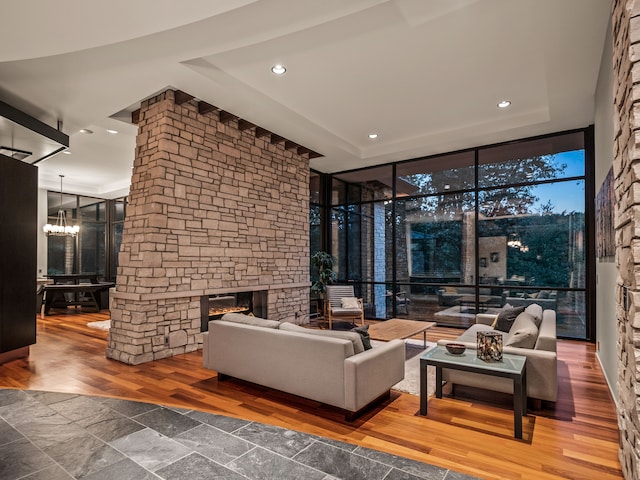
(478, 132), (585, 188)
(396, 151), (475, 195)
(478, 180), (585, 289)
(333, 165), (393, 202)
(320, 130), (589, 339)
(397, 194), (475, 285)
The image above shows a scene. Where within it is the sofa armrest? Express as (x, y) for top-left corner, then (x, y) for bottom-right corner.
(476, 313), (497, 326)
(344, 339), (405, 412)
(535, 310), (557, 352)
(506, 347), (557, 402)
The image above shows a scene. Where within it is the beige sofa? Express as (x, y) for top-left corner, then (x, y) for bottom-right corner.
(202, 313), (405, 419)
(437, 304), (557, 402)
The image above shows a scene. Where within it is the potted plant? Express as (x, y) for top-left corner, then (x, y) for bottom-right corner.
(310, 251), (336, 297)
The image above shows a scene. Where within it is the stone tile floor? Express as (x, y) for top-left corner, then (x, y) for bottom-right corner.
(0, 388), (477, 480)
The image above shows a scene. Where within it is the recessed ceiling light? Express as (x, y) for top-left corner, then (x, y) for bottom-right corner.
(497, 100), (511, 108)
(79, 128), (93, 134)
(444, 184), (450, 190)
(368, 133), (379, 139)
(271, 64), (286, 75)
(62, 151), (72, 155)
(106, 129), (118, 135)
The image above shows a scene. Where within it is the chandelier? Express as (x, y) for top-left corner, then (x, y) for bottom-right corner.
(507, 233), (529, 252)
(507, 233), (522, 249)
(43, 175), (80, 237)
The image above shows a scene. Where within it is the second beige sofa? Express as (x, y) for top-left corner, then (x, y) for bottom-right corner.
(202, 313), (405, 419)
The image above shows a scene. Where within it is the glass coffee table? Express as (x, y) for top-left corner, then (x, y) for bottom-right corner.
(419, 346), (527, 439)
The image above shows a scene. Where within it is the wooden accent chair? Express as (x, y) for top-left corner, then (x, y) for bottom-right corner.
(324, 285), (365, 330)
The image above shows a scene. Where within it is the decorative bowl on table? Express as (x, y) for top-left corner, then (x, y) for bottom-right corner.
(445, 343), (466, 355)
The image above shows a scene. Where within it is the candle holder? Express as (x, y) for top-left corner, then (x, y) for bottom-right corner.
(477, 331), (503, 361)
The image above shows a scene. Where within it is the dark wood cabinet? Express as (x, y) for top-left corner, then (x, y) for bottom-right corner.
(0, 155), (37, 359)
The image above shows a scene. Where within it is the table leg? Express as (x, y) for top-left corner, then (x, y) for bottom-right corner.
(44, 291), (52, 315)
(435, 366), (443, 398)
(89, 291), (101, 312)
(422, 331), (427, 349)
(513, 375), (524, 439)
(420, 358), (428, 415)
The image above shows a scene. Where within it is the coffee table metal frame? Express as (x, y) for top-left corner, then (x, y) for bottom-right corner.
(419, 346), (527, 439)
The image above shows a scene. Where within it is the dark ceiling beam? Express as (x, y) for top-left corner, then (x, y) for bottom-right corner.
(238, 119), (256, 131)
(132, 89), (324, 158)
(197, 101), (218, 115)
(218, 111), (236, 124)
(255, 127), (271, 138)
(174, 90), (194, 105)
(285, 140), (299, 151)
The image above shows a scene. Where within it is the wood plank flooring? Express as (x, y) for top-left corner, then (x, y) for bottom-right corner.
(0, 311), (623, 479)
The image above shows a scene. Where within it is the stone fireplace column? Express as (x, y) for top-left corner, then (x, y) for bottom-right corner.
(613, 1), (640, 478)
(107, 90), (310, 365)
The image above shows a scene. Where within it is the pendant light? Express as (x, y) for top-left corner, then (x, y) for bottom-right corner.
(43, 175), (80, 236)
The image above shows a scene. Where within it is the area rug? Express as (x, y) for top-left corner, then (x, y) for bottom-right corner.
(372, 339), (436, 397)
(87, 319), (111, 331)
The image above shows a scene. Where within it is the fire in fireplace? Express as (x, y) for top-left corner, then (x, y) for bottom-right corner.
(200, 290), (268, 332)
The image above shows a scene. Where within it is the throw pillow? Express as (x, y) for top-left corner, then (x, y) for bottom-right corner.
(351, 324), (372, 350)
(490, 303), (512, 328)
(538, 290), (550, 299)
(524, 303), (543, 327)
(341, 297), (360, 309)
(505, 312), (539, 349)
(494, 305), (525, 332)
(279, 322), (365, 355)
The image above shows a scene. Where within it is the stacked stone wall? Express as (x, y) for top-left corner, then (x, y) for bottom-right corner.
(613, 1), (640, 478)
(107, 90), (310, 365)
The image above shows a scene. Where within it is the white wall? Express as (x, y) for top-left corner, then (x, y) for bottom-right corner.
(594, 18), (618, 403)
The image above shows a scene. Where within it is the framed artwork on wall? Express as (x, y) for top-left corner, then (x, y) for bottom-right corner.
(596, 166), (615, 258)
(480, 257), (488, 268)
(491, 252), (499, 263)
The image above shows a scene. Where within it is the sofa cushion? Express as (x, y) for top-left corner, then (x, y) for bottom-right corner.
(524, 303), (543, 328)
(494, 305), (525, 332)
(330, 307), (363, 316)
(455, 323), (501, 344)
(220, 313), (281, 329)
(505, 312), (539, 349)
(279, 322), (365, 354)
(351, 325), (372, 350)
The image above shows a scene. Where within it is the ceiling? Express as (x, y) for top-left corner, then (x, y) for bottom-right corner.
(0, 0), (611, 198)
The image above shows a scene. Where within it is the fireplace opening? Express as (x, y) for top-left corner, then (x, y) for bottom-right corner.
(200, 290), (268, 332)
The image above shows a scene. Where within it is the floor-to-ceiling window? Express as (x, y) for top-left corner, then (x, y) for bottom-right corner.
(45, 192), (83, 276)
(322, 128), (592, 340)
(46, 194), (127, 281)
(108, 197), (127, 282)
(78, 197), (106, 275)
(309, 171), (324, 318)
